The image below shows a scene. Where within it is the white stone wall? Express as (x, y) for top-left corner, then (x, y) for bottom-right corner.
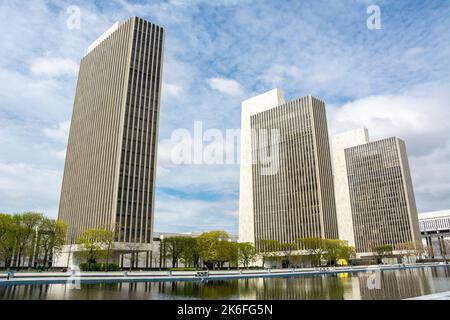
(332, 128), (369, 247)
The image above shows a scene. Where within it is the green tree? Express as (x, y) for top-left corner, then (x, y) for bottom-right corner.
(165, 236), (193, 268)
(101, 228), (115, 265)
(0, 213), (16, 267)
(197, 230), (230, 269)
(324, 239), (351, 266)
(297, 237), (327, 267)
(76, 229), (112, 269)
(179, 237), (199, 268)
(237, 242), (258, 269)
(280, 242), (297, 268)
(373, 244), (394, 263)
(11, 214), (29, 268)
(257, 239), (281, 268)
(38, 218), (67, 268)
(217, 240), (238, 268)
(20, 212), (45, 268)
(337, 245), (356, 263)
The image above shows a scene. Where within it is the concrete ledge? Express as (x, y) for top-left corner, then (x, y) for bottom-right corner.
(1, 263), (448, 286)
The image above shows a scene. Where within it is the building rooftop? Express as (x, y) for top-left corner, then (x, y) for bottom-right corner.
(86, 21), (120, 55)
(419, 210), (450, 220)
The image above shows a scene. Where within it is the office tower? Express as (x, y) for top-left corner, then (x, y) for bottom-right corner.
(332, 128), (369, 247)
(345, 137), (422, 253)
(58, 17), (164, 245)
(239, 89), (338, 250)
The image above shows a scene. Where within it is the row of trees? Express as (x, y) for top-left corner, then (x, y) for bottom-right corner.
(0, 212), (67, 269)
(3, 213), (445, 271)
(162, 233), (357, 269)
(373, 241), (449, 262)
(258, 238), (356, 267)
(163, 231), (258, 269)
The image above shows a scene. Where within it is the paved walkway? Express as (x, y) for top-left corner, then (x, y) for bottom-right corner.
(405, 291), (450, 300)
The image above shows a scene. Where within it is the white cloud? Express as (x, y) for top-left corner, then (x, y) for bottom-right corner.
(0, 162), (61, 218)
(30, 57), (78, 78)
(208, 77), (243, 96)
(329, 83), (450, 153)
(54, 148), (67, 161)
(1, 0), (450, 234)
(161, 81), (183, 101)
(260, 64), (302, 88)
(329, 83), (450, 212)
(42, 120), (70, 143)
(155, 192), (238, 234)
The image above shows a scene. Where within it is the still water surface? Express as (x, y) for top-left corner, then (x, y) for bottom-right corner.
(1, 266), (450, 300)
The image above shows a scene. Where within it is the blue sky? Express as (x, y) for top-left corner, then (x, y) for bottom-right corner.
(1, 0), (450, 235)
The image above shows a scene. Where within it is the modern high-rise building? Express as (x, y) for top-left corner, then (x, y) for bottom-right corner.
(344, 137), (422, 254)
(332, 128), (369, 247)
(239, 89), (338, 251)
(58, 17), (164, 247)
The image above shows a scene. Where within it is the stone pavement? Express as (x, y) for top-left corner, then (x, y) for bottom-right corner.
(405, 291), (450, 300)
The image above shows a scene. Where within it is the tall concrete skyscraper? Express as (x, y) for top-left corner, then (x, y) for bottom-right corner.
(332, 128), (369, 247)
(342, 136), (422, 254)
(239, 89), (338, 251)
(58, 17), (164, 246)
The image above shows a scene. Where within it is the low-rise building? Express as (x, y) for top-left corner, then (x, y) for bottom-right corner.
(419, 210), (450, 260)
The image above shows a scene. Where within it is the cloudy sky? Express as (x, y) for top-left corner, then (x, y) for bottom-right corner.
(1, 0), (449, 235)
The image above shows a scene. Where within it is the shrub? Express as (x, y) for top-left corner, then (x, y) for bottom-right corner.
(169, 267), (200, 271)
(78, 262), (119, 271)
(107, 263), (119, 271)
(79, 262), (89, 271)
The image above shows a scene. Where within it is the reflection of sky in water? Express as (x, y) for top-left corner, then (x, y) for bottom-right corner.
(1, 267), (450, 300)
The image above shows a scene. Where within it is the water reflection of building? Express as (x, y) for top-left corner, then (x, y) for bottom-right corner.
(358, 269), (432, 299)
(253, 276), (347, 300)
(419, 210), (450, 260)
(1, 267), (450, 300)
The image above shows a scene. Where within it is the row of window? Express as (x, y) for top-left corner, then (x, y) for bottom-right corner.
(420, 217), (450, 231)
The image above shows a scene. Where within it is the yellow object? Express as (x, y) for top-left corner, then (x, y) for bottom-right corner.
(337, 259), (348, 266)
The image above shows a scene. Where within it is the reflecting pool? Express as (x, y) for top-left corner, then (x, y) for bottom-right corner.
(1, 266), (450, 300)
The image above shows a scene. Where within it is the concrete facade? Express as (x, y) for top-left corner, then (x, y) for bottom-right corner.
(58, 17), (164, 247)
(332, 128), (370, 247)
(239, 89), (285, 244)
(239, 89), (338, 250)
(345, 137), (422, 254)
